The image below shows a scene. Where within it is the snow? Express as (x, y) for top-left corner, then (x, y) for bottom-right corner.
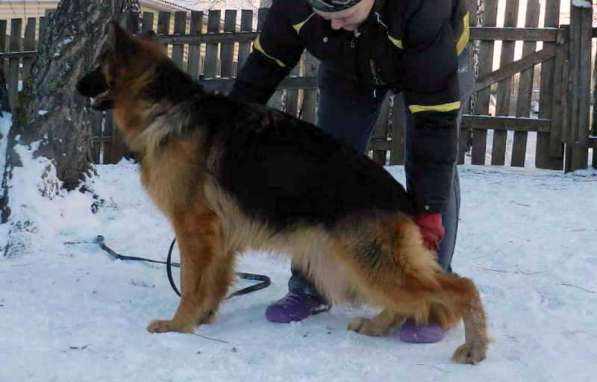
(1, 110), (597, 381)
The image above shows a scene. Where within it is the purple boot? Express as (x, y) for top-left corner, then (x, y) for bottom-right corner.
(399, 319), (446, 343)
(265, 291), (331, 323)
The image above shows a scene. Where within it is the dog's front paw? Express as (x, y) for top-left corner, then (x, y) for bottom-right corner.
(451, 341), (487, 364)
(146, 319), (195, 334)
(347, 317), (391, 337)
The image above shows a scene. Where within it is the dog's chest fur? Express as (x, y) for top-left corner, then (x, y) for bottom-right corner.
(139, 140), (203, 215)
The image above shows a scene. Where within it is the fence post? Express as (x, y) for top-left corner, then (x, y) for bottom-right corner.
(564, 1), (591, 172)
(536, 0), (564, 170)
(7, 19), (22, 113)
(204, 10), (221, 79)
(171, 11), (186, 70)
(221, 10), (237, 79)
(187, 11), (203, 80)
(471, 0), (498, 165)
(0, 20), (8, 113)
(511, 0), (540, 167)
(22, 18), (36, 85)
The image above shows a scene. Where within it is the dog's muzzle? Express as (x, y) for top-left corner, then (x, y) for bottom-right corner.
(76, 67), (114, 111)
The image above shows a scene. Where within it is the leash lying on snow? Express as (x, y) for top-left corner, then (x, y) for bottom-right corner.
(95, 235), (270, 299)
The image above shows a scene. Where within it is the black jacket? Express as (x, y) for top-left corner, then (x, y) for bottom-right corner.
(230, 0), (470, 213)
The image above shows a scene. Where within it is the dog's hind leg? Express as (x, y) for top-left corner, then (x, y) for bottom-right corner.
(348, 309), (405, 337)
(432, 274), (488, 364)
(147, 209), (226, 334)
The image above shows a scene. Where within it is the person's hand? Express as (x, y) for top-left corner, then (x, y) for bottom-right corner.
(414, 213), (445, 251)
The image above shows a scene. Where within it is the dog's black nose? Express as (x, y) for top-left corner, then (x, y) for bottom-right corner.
(76, 67), (108, 98)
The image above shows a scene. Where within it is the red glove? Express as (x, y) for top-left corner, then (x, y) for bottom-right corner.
(414, 213), (445, 251)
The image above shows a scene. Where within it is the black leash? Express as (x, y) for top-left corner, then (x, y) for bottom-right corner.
(95, 235), (270, 299)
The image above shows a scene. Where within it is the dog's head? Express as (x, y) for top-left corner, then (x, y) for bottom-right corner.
(76, 22), (165, 111)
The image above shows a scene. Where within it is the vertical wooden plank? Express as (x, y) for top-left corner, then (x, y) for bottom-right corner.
(39, 17), (47, 43)
(370, 93), (391, 164)
(593, 37), (597, 138)
(8, 18), (22, 113)
(171, 12), (187, 70)
(459, 0), (478, 164)
(157, 11), (171, 52)
(90, 112), (103, 164)
(511, 0), (540, 167)
(565, 2), (591, 171)
(0, 20), (7, 113)
(22, 18), (36, 84)
(301, 52), (319, 124)
(491, 0), (519, 166)
(141, 12), (154, 33)
(107, 114), (128, 164)
(536, 0), (563, 169)
(389, 94), (406, 165)
(220, 10), (236, 78)
(0, 20), (7, 94)
(471, 0), (498, 165)
(0, 20), (6, 53)
(549, 27), (567, 158)
(187, 11), (203, 79)
(286, 64), (300, 117)
(237, 10), (254, 72)
(204, 10), (221, 79)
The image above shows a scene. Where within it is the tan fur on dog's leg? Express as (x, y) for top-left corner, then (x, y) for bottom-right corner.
(348, 309), (405, 337)
(147, 210), (223, 333)
(433, 274), (488, 364)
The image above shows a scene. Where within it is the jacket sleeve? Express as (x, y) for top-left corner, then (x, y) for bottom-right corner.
(229, 0), (305, 104)
(400, 0), (462, 214)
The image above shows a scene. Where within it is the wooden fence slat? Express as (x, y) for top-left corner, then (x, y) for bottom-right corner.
(8, 18), (22, 113)
(237, 10), (254, 71)
(22, 18), (36, 85)
(220, 10), (236, 78)
(301, 52), (318, 124)
(546, 11), (566, 160)
(204, 10), (221, 79)
(141, 11), (154, 33)
(286, 63), (300, 118)
(389, 95), (406, 165)
(475, 47), (555, 92)
(536, 0), (563, 169)
(187, 11), (203, 79)
(564, 3), (591, 172)
(370, 93), (392, 164)
(460, 0), (478, 164)
(492, 0), (519, 166)
(39, 16), (48, 43)
(159, 31), (257, 45)
(157, 11), (171, 49)
(171, 12), (186, 70)
(0, 20), (6, 91)
(471, 27), (558, 41)
(512, 0), (541, 167)
(471, 1), (498, 165)
(462, 115), (551, 132)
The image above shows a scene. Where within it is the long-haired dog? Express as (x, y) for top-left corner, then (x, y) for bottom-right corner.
(77, 22), (488, 364)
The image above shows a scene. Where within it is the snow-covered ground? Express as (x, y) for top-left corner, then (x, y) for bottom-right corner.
(1, 110), (597, 381)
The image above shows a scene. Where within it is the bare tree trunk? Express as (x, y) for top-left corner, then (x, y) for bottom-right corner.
(0, 0), (139, 255)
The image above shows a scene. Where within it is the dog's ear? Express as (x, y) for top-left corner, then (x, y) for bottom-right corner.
(107, 20), (137, 58)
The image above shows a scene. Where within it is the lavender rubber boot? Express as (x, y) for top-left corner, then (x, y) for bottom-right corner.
(265, 291), (331, 323)
(399, 319), (446, 343)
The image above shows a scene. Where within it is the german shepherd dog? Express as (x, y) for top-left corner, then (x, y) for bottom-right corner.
(77, 22), (488, 364)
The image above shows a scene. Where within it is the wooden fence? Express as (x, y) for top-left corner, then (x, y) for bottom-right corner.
(0, 1), (595, 171)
